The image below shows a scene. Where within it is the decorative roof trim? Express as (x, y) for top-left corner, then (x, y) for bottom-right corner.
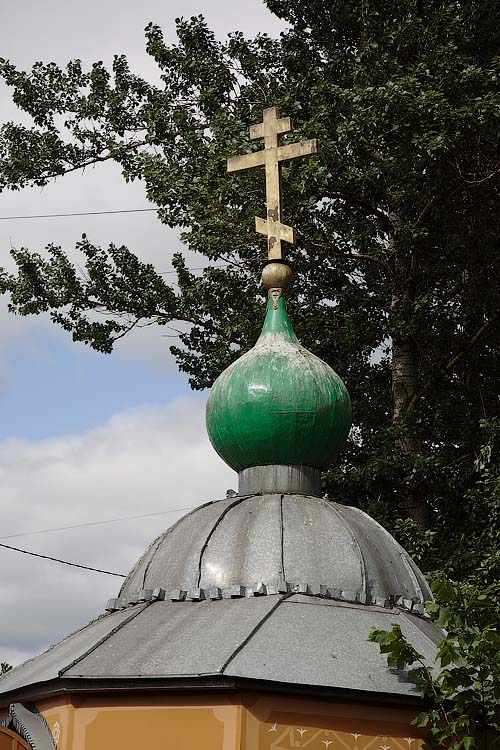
(106, 580), (429, 617)
(1, 703), (56, 750)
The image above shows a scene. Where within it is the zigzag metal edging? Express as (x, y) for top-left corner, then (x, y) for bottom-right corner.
(105, 581), (429, 618)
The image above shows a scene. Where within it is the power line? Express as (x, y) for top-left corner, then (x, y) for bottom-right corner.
(0, 208), (157, 220)
(0, 541), (126, 577)
(0, 506), (197, 540)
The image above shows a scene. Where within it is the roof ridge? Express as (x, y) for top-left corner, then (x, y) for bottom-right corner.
(0, 609), (117, 685)
(195, 495), (253, 587)
(58, 602), (150, 677)
(326, 503), (368, 596)
(119, 496), (230, 596)
(220, 593), (289, 675)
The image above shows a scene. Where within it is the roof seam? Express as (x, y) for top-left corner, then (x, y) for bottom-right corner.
(220, 593), (290, 675)
(58, 602), (150, 677)
(279, 494), (285, 581)
(195, 495), (252, 588)
(283, 598), (401, 614)
(0, 609), (118, 686)
(351, 506), (431, 602)
(326, 503), (369, 596)
(399, 610), (443, 650)
(399, 550), (430, 603)
(140, 535), (166, 589)
(120, 497), (228, 595)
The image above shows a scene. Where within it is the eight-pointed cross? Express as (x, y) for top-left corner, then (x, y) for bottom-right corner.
(227, 107), (319, 261)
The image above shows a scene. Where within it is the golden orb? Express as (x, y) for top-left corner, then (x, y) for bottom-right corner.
(261, 262), (293, 290)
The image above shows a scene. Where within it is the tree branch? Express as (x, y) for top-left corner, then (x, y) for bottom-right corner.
(405, 313), (499, 414)
(15, 139), (147, 185)
(307, 239), (392, 272)
(445, 313), (499, 372)
(110, 317), (142, 342)
(325, 191), (394, 234)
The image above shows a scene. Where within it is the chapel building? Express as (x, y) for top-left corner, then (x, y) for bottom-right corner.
(0, 107), (441, 750)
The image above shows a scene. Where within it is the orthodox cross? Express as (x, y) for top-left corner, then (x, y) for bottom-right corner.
(227, 106), (319, 261)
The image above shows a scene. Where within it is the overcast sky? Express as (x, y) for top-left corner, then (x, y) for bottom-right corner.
(0, 0), (285, 666)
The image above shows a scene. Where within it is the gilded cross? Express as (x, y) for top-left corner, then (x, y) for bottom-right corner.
(227, 106), (319, 261)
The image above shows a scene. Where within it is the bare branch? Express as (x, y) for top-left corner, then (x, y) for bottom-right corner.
(110, 317), (142, 342)
(22, 139), (147, 185)
(445, 313), (499, 372)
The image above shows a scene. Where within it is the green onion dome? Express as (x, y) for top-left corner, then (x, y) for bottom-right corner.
(206, 294), (351, 472)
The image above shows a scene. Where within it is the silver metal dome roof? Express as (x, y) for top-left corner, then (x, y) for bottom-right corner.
(120, 494), (431, 606)
(0, 493), (439, 704)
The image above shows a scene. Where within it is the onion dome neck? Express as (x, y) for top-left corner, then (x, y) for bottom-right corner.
(260, 290), (298, 340)
(206, 294), (351, 489)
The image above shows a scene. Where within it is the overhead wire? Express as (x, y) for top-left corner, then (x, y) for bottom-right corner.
(158, 264), (227, 275)
(0, 541), (126, 577)
(0, 506), (196, 540)
(0, 207), (260, 275)
(0, 204), (238, 574)
(0, 208), (157, 220)
(0, 205), (233, 274)
(0, 506), (201, 576)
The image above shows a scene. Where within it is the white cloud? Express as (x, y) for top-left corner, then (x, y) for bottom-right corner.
(1, 0), (285, 72)
(0, 0), (286, 376)
(0, 395), (236, 666)
(0, 0), (284, 666)
(0, 162), (198, 377)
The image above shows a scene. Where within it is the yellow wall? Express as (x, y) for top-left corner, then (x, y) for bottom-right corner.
(241, 693), (425, 750)
(37, 693), (241, 750)
(34, 690), (425, 750)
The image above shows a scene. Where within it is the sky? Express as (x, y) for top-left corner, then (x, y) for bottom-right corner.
(0, 0), (285, 666)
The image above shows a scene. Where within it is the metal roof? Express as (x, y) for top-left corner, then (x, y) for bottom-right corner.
(0, 607), (139, 695)
(120, 494), (432, 605)
(0, 595), (441, 701)
(0, 494), (439, 704)
(227, 595), (441, 693)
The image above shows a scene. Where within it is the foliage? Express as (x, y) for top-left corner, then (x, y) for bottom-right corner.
(369, 576), (500, 749)
(370, 428), (500, 747)
(1, 2), (499, 736)
(0, 1), (499, 543)
(390, 418), (500, 584)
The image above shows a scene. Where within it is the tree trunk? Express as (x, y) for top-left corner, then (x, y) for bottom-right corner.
(391, 338), (419, 424)
(391, 336), (427, 529)
(389, 216), (428, 529)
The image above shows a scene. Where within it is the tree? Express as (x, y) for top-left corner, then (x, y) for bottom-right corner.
(370, 422), (500, 748)
(0, 0), (499, 556)
(393, 417), (500, 584)
(369, 577), (500, 749)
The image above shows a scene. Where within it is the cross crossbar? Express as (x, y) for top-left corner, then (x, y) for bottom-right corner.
(227, 106), (319, 261)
